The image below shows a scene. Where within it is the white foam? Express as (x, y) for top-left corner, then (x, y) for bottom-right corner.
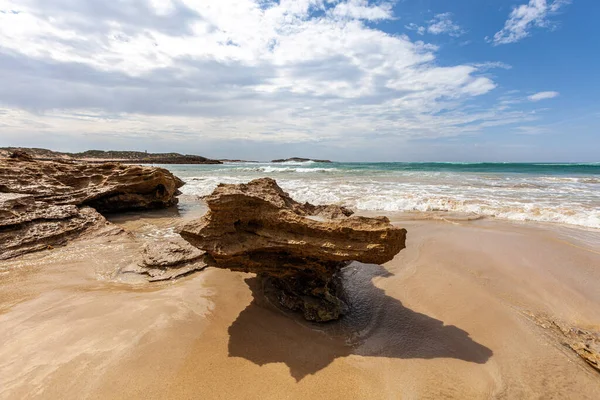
(195, 166), (337, 174)
(176, 168), (600, 230)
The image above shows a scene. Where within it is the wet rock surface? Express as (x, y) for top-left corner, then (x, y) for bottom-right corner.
(180, 177), (407, 321)
(528, 313), (600, 374)
(141, 239), (205, 269)
(120, 238), (207, 282)
(0, 152), (184, 259)
(0, 193), (116, 260)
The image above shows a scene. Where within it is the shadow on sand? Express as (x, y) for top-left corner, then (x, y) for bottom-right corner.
(228, 262), (493, 381)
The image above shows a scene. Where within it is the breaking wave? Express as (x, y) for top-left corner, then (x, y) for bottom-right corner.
(166, 162), (600, 230)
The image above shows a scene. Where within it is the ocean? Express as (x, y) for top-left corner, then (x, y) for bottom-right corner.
(162, 161), (600, 230)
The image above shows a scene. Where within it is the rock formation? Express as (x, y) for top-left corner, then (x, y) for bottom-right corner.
(0, 193), (117, 260)
(180, 178), (407, 322)
(271, 157), (332, 163)
(120, 239), (207, 282)
(0, 153), (184, 212)
(528, 313), (600, 374)
(0, 152), (184, 259)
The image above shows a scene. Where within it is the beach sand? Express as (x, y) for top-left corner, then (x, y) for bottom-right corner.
(1, 202), (599, 399)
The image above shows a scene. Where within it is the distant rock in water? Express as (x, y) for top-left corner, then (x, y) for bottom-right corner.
(180, 177), (407, 322)
(271, 157), (332, 163)
(218, 159), (260, 163)
(0, 151), (184, 259)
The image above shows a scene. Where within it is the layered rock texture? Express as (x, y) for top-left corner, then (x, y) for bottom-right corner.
(180, 178), (407, 321)
(529, 313), (600, 374)
(0, 152), (184, 259)
(0, 193), (115, 260)
(121, 239), (207, 282)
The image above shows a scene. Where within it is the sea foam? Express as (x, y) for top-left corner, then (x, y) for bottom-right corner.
(167, 162), (600, 230)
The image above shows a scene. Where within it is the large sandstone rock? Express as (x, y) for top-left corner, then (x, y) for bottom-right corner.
(0, 154), (184, 212)
(180, 178), (407, 322)
(0, 153), (184, 259)
(0, 193), (116, 260)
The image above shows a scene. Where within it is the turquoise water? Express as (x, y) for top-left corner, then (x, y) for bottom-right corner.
(323, 162), (600, 174)
(164, 161), (600, 229)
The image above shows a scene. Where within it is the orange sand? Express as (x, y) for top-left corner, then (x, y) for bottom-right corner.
(1, 208), (599, 399)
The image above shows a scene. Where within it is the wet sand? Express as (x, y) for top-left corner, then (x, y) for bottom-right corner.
(1, 202), (600, 399)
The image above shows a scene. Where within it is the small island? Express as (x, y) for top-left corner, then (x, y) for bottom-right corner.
(271, 157), (332, 163)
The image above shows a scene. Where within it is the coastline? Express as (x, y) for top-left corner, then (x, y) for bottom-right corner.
(1, 196), (599, 399)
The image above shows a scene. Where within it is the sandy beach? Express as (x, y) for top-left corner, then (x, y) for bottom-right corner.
(2, 0), (599, 396)
(2, 0), (598, 397)
(1, 198), (599, 399)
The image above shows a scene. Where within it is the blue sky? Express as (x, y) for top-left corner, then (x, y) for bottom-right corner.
(0, 0), (598, 161)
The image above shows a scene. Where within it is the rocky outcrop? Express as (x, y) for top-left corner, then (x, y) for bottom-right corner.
(271, 157), (332, 163)
(180, 178), (406, 322)
(120, 238), (207, 282)
(8, 150), (34, 161)
(0, 193), (117, 260)
(0, 154), (184, 212)
(528, 313), (600, 374)
(0, 152), (184, 259)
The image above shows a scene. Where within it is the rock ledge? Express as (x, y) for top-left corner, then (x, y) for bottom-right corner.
(180, 178), (406, 321)
(0, 152), (184, 259)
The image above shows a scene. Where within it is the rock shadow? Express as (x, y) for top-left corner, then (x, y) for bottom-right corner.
(105, 204), (182, 221)
(227, 262), (493, 381)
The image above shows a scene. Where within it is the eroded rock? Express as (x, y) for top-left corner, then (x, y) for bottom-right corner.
(528, 313), (600, 374)
(0, 193), (117, 260)
(0, 152), (184, 259)
(0, 153), (184, 212)
(120, 238), (207, 282)
(141, 239), (205, 268)
(180, 177), (407, 321)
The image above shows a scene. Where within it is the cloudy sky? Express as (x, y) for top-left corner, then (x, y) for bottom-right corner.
(0, 0), (598, 161)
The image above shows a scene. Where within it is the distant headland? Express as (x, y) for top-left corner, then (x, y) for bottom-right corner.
(0, 148), (333, 164)
(0, 147), (223, 164)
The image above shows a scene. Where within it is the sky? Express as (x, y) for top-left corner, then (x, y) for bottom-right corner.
(0, 0), (598, 162)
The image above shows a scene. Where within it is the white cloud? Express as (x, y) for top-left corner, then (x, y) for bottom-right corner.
(471, 62), (512, 70)
(405, 23), (426, 35)
(528, 91), (560, 101)
(329, 0), (393, 21)
(406, 13), (465, 37)
(0, 0), (541, 153)
(515, 125), (549, 134)
(492, 0), (571, 45)
(427, 13), (465, 37)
